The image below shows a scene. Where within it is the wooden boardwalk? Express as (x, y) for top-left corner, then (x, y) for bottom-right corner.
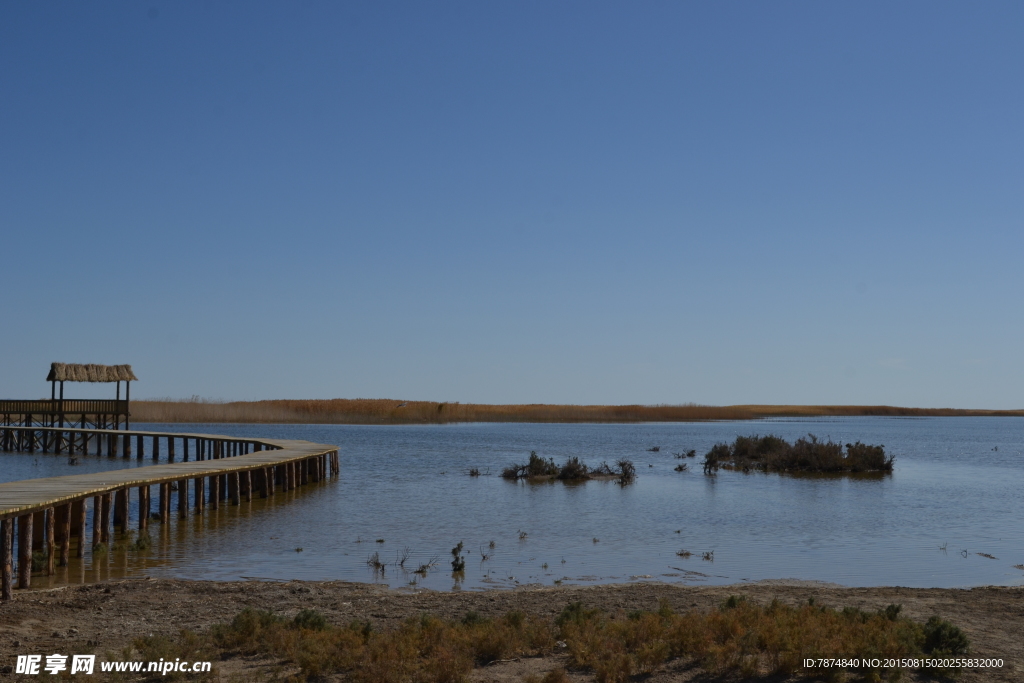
(0, 427), (339, 601)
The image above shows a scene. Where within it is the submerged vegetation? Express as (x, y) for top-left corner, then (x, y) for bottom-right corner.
(501, 452), (636, 485)
(131, 397), (1024, 425)
(138, 600), (969, 682)
(702, 434), (894, 474)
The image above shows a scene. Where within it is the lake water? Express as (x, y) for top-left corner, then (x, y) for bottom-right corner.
(5, 417), (1023, 591)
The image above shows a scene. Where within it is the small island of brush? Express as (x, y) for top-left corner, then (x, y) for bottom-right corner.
(702, 434), (893, 474)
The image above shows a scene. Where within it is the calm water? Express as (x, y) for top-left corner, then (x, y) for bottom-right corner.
(5, 417), (1023, 591)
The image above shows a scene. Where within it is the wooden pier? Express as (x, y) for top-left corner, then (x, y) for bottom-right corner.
(0, 427), (340, 602)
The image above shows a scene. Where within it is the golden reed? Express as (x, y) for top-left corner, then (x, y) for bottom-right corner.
(131, 399), (1024, 424)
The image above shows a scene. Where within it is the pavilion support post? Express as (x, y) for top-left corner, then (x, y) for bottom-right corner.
(1, 519), (13, 601)
(59, 504), (71, 567)
(18, 514), (32, 589)
(178, 479), (187, 518)
(45, 508), (55, 575)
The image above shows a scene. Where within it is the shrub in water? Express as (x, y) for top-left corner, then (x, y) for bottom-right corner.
(557, 456), (589, 481)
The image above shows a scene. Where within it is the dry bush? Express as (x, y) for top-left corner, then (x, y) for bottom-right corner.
(156, 599), (969, 682)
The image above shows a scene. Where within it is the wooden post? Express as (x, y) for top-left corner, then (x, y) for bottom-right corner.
(113, 489), (124, 533)
(209, 476), (218, 510)
(123, 430), (130, 457)
(153, 435), (160, 461)
(214, 440), (221, 459)
(120, 488), (130, 535)
(243, 470), (252, 502)
(168, 437), (175, 462)
(267, 466), (275, 496)
(178, 479), (187, 518)
(18, 514), (32, 588)
(230, 472), (240, 505)
(1, 518), (13, 601)
(45, 508), (55, 575)
(159, 484), (169, 524)
(137, 434), (144, 460)
(183, 438), (189, 462)
(76, 501), (87, 558)
(59, 504), (71, 567)
(92, 496), (102, 548)
(100, 493), (111, 545)
(194, 477), (204, 512)
(139, 486), (149, 531)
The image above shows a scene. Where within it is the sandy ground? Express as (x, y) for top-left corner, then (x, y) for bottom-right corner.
(1, 579), (1021, 681)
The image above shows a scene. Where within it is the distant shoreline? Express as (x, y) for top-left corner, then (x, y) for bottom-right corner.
(130, 399), (1024, 424)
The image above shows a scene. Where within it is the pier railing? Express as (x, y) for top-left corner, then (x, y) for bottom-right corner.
(0, 427), (340, 602)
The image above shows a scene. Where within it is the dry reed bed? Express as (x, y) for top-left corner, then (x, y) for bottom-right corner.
(131, 399), (1024, 425)
(132, 598), (968, 682)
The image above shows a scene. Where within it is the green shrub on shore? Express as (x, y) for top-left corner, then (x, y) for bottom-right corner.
(702, 434), (894, 474)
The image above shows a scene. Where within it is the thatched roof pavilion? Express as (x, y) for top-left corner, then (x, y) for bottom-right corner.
(47, 363), (137, 383)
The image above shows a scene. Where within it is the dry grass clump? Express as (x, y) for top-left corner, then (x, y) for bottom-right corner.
(558, 598), (966, 682)
(139, 600), (968, 683)
(702, 434), (894, 474)
(207, 607), (553, 682)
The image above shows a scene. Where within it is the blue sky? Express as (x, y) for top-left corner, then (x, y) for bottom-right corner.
(2, 2), (1021, 408)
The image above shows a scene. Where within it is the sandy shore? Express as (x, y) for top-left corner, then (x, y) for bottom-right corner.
(1, 579), (1021, 681)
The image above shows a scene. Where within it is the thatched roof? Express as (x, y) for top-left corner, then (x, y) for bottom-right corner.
(47, 363), (138, 383)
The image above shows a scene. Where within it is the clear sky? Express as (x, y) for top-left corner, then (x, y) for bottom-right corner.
(2, 2), (1021, 408)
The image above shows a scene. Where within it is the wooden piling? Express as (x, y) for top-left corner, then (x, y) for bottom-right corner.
(92, 496), (102, 549)
(76, 501), (87, 558)
(18, 514), (32, 588)
(45, 507), (55, 575)
(153, 435), (160, 461)
(137, 434), (144, 460)
(58, 504), (71, 567)
(1, 519), (12, 600)
(210, 476), (218, 510)
(183, 438), (189, 462)
(178, 479), (187, 518)
(139, 486), (149, 531)
(159, 483), (169, 524)
(100, 493), (111, 545)
(243, 470), (252, 502)
(168, 437), (175, 462)
(194, 477), (204, 513)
